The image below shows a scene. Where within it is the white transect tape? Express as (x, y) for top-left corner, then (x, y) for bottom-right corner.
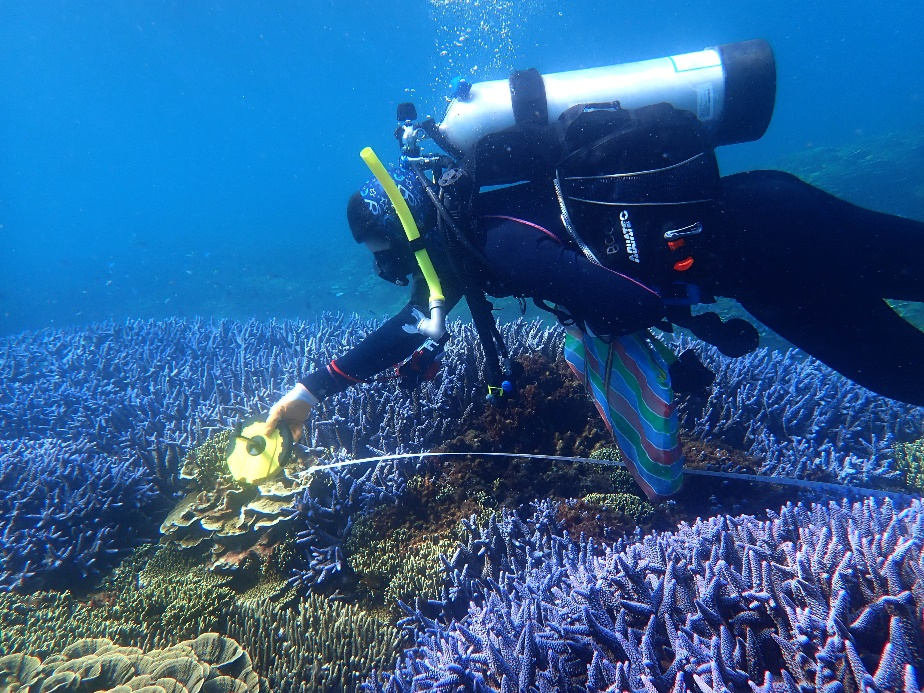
(292, 450), (913, 502)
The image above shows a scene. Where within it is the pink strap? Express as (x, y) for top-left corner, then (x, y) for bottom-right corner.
(480, 214), (660, 298)
(479, 214), (560, 241)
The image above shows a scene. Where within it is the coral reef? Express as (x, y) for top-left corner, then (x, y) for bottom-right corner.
(227, 595), (406, 693)
(674, 336), (924, 484)
(370, 497), (924, 693)
(0, 634), (261, 693)
(5, 313), (924, 693)
(0, 439), (160, 593)
(0, 315), (564, 481)
(4, 315), (919, 594)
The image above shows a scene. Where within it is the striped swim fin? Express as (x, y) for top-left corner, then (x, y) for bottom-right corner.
(564, 326), (684, 499)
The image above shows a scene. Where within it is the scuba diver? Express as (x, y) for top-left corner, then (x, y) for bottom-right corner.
(261, 40), (924, 499)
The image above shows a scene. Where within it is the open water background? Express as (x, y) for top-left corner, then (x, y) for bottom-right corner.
(0, 0), (921, 336)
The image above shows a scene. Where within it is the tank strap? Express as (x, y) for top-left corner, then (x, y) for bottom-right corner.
(509, 68), (548, 126)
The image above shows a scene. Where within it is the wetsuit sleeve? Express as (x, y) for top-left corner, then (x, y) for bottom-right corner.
(299, 274), (461, 400)
(481, 217), (666, 336)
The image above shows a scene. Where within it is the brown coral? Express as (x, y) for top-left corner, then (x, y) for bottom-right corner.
(161, 434), (317, 582)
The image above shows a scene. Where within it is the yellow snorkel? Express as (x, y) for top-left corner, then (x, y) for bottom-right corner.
(360, 147), (447, 340)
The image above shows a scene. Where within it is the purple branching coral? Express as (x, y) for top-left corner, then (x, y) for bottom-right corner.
(673, 337), (924, 483)
(287, 457), (413, 591)
(0, 439), (159, 591)
(0, 315), (560, 592)
(368, 498), (924, 693)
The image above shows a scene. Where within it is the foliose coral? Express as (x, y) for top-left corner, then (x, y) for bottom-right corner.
(0, 634), (261, 693)
(369, 497), (924, 693)
(160, 458), (306, 577)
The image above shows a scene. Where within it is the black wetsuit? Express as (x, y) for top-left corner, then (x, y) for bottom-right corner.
(301, 171), (924, 407)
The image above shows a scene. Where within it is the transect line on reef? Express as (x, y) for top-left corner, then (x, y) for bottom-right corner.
(296, 451), (915, 501)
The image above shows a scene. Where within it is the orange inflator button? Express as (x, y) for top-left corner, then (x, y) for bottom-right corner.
(673, 257), (695, 272)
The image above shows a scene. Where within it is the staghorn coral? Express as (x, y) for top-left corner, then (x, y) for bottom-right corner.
(287, 459), (414, 594)
(674, 336), (924, 484)
(227, 595), (406, 693)
(0, 634), (261, 693)
(369, 497), (924, 693)
(0, 439), (160, 593)
(0, 315), (564, 484)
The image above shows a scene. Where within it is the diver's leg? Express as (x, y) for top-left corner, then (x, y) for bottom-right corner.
(738, 292), (924, 406)
(718, 171), (924, 301)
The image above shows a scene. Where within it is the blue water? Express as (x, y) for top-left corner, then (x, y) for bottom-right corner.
(0, 0), (921, 335)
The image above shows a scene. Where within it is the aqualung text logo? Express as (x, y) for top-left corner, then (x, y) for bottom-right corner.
(620, 210), (640, 263)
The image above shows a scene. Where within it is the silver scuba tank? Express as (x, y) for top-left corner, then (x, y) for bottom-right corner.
(436, 39), (776, 154)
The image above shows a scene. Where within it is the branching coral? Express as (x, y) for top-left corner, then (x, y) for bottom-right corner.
(895, 439), (924, 493)
(0, 439), (160, 593)
(345, 518), (456, 612)
(674, 336), (924, 483)
(370, 497), (924, 693)
(0, 545), (236, 657)
(227, 595), (406, 693)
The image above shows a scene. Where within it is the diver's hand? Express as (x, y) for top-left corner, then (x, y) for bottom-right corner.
(264, 383), (318, 439)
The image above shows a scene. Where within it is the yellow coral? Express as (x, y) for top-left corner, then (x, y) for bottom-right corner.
(896, 439), (924, 492)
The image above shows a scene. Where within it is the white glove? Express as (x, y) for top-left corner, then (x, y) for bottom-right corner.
(264, 383), (318, 439)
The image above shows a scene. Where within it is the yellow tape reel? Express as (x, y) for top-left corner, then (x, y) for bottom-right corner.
(224, 416), (291, 484)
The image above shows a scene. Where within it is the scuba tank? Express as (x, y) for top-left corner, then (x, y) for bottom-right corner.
(432, 39), (775, 161)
